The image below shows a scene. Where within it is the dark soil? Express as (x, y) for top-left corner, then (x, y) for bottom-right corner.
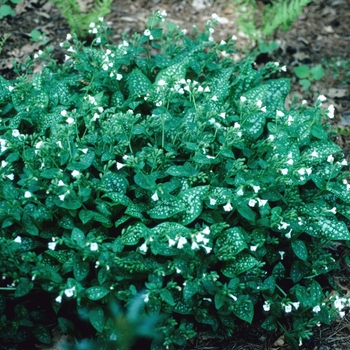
(1, 0), (350, 349)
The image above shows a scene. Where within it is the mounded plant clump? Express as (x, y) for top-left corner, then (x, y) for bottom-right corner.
(1, 12), (350, 350)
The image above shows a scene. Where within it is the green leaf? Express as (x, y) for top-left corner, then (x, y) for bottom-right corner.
(305, 217), (350, 240)
(148, 198), (186, 219)
(71, 227), (85, 248)
(237, 203), (256, 223)
(58, 317), (74, 333)
(215, 227), (247, 258)
(160, 289), (175, 306)
(32, 325), (51, 344)
(121, 222), (149, 245)
(22, 213), (39, 236)
(40, 168), (61, 179)
(102, 192), (131, 206)
(183, 280), (200, 300)
(73, 259), (90, 281)
(86, 286), (110, 300)
(290, 261), (308, 283)
(294, 65), (310, 79)
(233, 299), (254, 323)
(291, 239), (308, 261)
(0, 5), (15, 19)
(79, 209), (94, 224)
(310, 64), (325, 80)
(101, 173), (128, 193)
(155, 60), (187, 84)
(221, 254), (258, 277)
(127, 68), (152, 96)
(177, 186), (208, 225)
(15, 278), (34, 297)
(89, 306), (105, 332)
(310, 280), (323, 303)
(67, 151), (95, 171)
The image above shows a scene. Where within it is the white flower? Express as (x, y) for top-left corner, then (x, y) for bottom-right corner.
(59, 194), (66, 201)
(58, 180), (65, 186)
(220, 39), (226, 45)
(156, 101), (162, 107)
(317, 95), (327, 102)
(12, 129), (20, 137)
(92, 113), (99, 121)
(302, 99), (307, 105)
(306, 168), (312, 175)
(248, 199), (257, 207)
(60, 110), (67, 117)
(204, 86), (210, 92)
(203, 246), (212, 254)
(341, 159), (348, 166)
(250, 245), (258, 251)
(256, 100), (262, 108)
(240, 96), (246, 103)
(311, 150), (318, 157)
(298, 168), (305, 175)
(151, 192), (159, 201)
(157, 79), (167, 86)
(55, 295), (62, 303)
(6, 174), (14, 180)
(8, 86), (14, 92)
(280, 168), (288, 175)
(71, 170), (81, 178)
(116, 74), (123, 81)
(274, 62), (280, 67)
(285, 304), (292, 313)
(231, 35), (237, 40)
(196, 233), (205, 243)
(1, 160), (8, 168)
(116, 162), (125, 170)
(82, 148), (88, 154)
(261, 106), (267, 112)
(287, 115), (294, 125)
(209, 197), (217, 205)
(268, 134), (275, 141)
(177, 237), (187, 249)
(200, 227), (210, 236)
(139, 243), (148, 253)
(211, 95), (218, 101)
(14, 236), (22, 243)
(168, 238), (176, 247)
(233, 122), (240, 129)
(90, 242), (99, 251)
(102, 64), (109, 71)
(66, 117), (75, 124)
(328, 207), (337, 214)
(56, 141), (63, 148)
(24, 191), (32, 198)
(144, 29), (151, 36)
(278, 221), (290, 230)
(286, 159), (294, 165)
(48, 242), (57, 250)
(285, 229), (292, 239)
(327, 155), (334, 163)
(191, 241), (199, 250)
(229, 294), (237, 301)
(263, 302), (270, 312)
(36, 141), (43, 149)
(143, 293), (149, 303)
(237, 189), (244, 196)
(219, 112), (226, 119)
(278, 251), (285, 260)
(257, 198), (267, 207)
(312, 305), (321, 313)
(292, 302), (300, 310)
(327, 104), (335, 118)
(276, 110), (285, 117)
(281, 65), (287, 72)
(64, 286), (75, 298)
(223, 202), (233, 211)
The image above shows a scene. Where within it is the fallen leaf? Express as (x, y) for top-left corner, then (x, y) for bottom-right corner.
(327, 88), (348, 98)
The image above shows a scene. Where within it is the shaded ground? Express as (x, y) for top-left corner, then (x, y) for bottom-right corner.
(1, 0), (350, 349)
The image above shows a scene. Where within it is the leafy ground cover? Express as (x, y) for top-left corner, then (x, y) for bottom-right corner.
(0, 0), (346, 349)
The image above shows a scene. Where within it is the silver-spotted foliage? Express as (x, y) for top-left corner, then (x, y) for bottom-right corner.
(0, 12), (350, 350)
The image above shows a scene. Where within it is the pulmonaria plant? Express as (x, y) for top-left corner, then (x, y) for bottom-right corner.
(0, 11), (350, 350)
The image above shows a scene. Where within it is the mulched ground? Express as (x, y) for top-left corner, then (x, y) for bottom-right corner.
(1, 0), (350, 349)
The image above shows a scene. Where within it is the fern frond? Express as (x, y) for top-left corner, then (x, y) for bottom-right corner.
(262, 0), (313, 37)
